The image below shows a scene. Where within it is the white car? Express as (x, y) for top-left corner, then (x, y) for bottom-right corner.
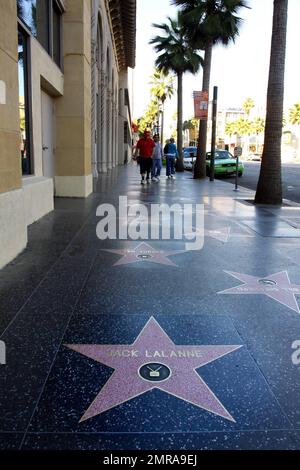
(246, 153), (261, 162)
(183, 147), (197, 170)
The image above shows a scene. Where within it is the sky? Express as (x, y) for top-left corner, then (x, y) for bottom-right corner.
(132, 0), (300, 126)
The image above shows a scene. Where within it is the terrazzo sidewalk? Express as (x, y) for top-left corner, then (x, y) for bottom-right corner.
(1, 164), (300, 451)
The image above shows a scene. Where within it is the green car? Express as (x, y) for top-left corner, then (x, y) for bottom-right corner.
(206, 150), (244, 177)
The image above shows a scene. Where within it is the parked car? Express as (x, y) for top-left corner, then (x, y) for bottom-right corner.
(206, 150), (244, 177)
(246, 153), (262, 161)
(183, 146), (197, 170)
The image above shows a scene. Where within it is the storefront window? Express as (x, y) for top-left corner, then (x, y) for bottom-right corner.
(17, 0), (62, 68)
(17, 0), (50, 52)
(18, 28), (31, 175)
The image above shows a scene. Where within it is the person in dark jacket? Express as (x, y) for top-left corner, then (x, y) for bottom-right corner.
(164, 137), (178, 179)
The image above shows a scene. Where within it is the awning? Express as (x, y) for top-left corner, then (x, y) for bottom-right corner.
(108, 0), (136, 69)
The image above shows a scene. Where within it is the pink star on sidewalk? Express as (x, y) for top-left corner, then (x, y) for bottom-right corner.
(206, 227), (231, 243)
(65, 317), (242, 423)
(219, 270), (300, 313)
(184, 226), (253, 244)
(102, 242), (184, 266)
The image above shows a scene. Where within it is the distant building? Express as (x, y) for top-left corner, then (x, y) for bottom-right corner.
(205, 107), (244, 151)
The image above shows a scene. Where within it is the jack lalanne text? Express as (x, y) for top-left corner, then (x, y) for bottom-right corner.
(107, 349), (204, 358)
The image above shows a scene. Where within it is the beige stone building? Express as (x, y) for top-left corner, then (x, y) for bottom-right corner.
(0, 0), (136, 269)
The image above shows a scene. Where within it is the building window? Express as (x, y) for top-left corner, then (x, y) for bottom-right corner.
(17, 0), (63, 68)
(119, 89), (123, 108)
(124, 122), (130, 144)
(52, 1), (61, 67)
(17, 1), (50, 51)
(18, 27), (32, 175)
(124, 89), (129, 107)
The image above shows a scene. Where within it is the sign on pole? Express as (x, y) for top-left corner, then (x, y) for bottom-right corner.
(193, 91), (209, 120)
(234, 146), (242, 158)
(233, 147), (242, 192)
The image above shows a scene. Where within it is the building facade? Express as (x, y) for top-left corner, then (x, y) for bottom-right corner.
(0, 0), (136, 269)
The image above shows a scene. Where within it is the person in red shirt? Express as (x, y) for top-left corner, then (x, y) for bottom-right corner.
(134, 130), (155, 184)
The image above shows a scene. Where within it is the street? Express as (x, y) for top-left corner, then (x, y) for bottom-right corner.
(224, 162), (300, 204)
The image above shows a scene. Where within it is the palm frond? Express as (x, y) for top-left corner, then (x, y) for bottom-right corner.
(173, 0), (250, 47)
(150, 14), (203, 76)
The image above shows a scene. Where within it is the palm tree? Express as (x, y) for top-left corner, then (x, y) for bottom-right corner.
(255, 0), (289, 205)
(289, 103), (300, 126)
(150, 69), (175, 145)
(235, 117), (252, 154)
(172, 0), (249, 178)
(282, 113), (287, 128)
(252, 117), (265, 134)
(225, 121), (238, 146)
(252, 117), (265, 153)
(243, 98), (254, 154)
(137, 98), (161, 134)
(148, 98), (161, 133)
(243, 97), (255, 118)
(183, 118), (199, 145)
(146, 99), (161, 131)
(150, 14), (203, 171)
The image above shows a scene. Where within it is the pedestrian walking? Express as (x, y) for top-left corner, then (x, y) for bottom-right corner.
(164, 137), (178, 179)
(151, 134), (163, 182)
(134, 130), (155, 184)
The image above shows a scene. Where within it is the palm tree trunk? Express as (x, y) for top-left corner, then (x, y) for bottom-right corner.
(194, 41), (213, 179)
(177, 71), (184, 171)
(161, 100), (165, 147)
(255, 0), (288, 205)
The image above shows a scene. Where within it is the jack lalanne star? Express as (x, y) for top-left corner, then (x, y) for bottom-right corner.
(107, 349), (204, 358)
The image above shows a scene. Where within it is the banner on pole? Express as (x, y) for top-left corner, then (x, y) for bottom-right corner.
(193, 91), (209, 120)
